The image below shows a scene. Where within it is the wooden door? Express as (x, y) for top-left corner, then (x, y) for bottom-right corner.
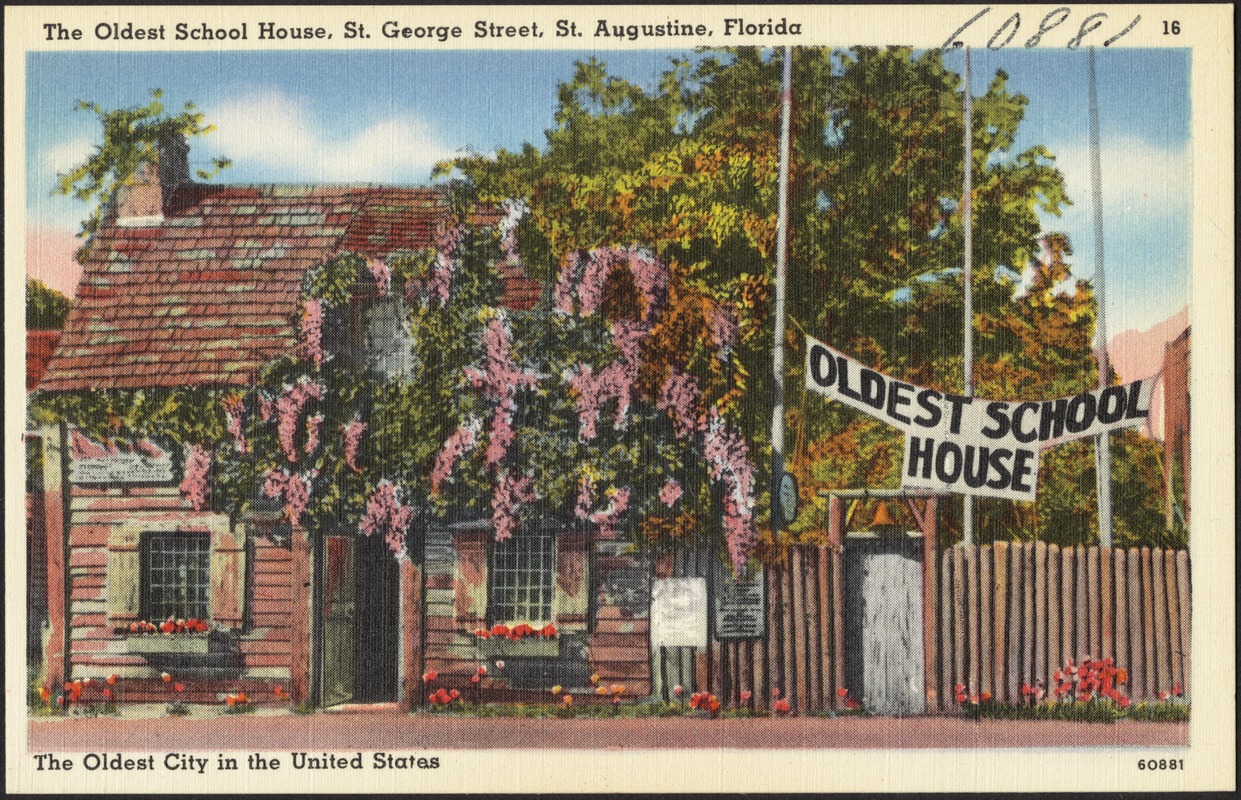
(321, 536), (355, 707)
(844, 532), (925, 715)
(352, 531), (399, 701)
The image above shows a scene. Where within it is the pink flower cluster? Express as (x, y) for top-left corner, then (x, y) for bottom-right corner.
(341, 419), (367, 474)
(707, 304), (739, 355)
(426, 224), (465, 304)
(360, 480), (415, 554)
(179, 444), (212, 510)
(464, 315), (538, 466)
(659, 479), (683, 508)
(305, 414), (324, 456)
(567, 362), (632, 441)
(658, 369), (703, 439)
(367, 257), (391, 296)
(703, 409), (757, 577)
(431, 421), (478, 495)
(263, 469), (311, 526)
(300, 298), (324, 369)
(554, 247), (667, 319)
(221, 394), (249, 454)
(492, 471), (535, 541)
(588, 487), (630, 538)
(575, 475), (595, 519)
(276, 379), (324, 463)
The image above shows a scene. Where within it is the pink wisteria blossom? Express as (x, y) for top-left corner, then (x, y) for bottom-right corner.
(263, 469), (311, 527)
(424, 224), (465, 304)
(259, 394), (274, 422)
(179, 444), (212, 510)
(360, 480), (414, 554)
(367, 257), (392, 296)
(221, 394), (249, 454)
(304, 414), (324, 455)
(625, 249), (669, 321)
(300, 298), (324, 368)
(588, 487), (631, 538)
(575, 475), (594, 519)
(553, 252), (581, 314)
(707, 304), (739, 355)
(341, 419), (367, 474)
(276, 379), (324, 463)
(703, 409), (758, 577)
(492, 471), (535, 542)
(464, 315), (537, 466)
(658, 369), (703, 439)
(431, 421), (479, 495)
(659, 479), (683, 508)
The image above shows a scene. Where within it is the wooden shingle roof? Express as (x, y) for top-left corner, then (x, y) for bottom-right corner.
(40, 184), (489, 391)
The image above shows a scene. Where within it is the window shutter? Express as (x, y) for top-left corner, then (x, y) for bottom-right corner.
(210, 524), (246, 629)
(106, 529), (141, 624)
(553, 531), (588, 628)
(453, 530), (488, 623)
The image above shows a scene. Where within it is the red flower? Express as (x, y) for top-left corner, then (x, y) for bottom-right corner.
(477, 665), (487, 676)
(427, 693), (437, 704)
(129, 622), (139, 633)
(103, 688), (114, 700)
(1172, 682), (1183, 697)
(471, 674), (480, 684)
(422, 670), (438, 683)
(954, 682), (965, 693)
(969, 694), (979, 704)
(174, 683), (185, 693)
(540, 624), (557, 638)
(773, 698), (791, 715)
(740, 690), (752, 702)
(474, 629), (490, 639)
(490, 624), (509, 637)
(955, 691), (967, 704)
(845, 697), (861, 710)
(160, 620), (176, 634)
(1117, 695), (1131, 708)
(1158, 690), (1170, 701)
(689, 694), (701, 709)
(981, 691), (992, 701)
(772, 688), (781, 699)
(106, 674), (118, 685)
(449, 689), (460, 700)
(836, 687), (849, 699)
(673, 685), (684, 696)
(195, 620), (210, 632)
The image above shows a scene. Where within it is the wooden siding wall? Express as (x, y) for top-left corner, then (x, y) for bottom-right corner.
(936, 543), (1191, 709)
(60, 480), (300, 703)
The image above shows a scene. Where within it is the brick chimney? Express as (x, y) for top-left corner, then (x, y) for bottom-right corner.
(113, 134), (190, 227)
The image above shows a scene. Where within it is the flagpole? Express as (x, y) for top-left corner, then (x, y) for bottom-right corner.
(961, 47), (975, 546)
(770, 46), (794, 544)
(1088, 47), (1114, 547)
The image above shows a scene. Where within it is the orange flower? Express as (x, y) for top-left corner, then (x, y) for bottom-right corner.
(106, 674), (118, 685)
(237, 692), (248, 703)
(175, 683), (185, 693)
(611, 684), (625, 696)
(590, 673), (600, 685)
(490, 624), (509, 637)
(161, 672), (172, 683)
(39, 687), (50, 702)
(540, 624), (557, 638)
(225, 696), (236, 706)
(562, 694), (573, 706)
(596, 685), (608, 695)
(1115, 669), (1128, 684)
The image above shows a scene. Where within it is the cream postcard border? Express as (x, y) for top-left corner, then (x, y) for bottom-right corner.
(6, 4), (1234, 793)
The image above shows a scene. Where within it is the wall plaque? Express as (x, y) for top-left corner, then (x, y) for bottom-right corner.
(714, 562), (766, 639)
(651, 577), (707, 649)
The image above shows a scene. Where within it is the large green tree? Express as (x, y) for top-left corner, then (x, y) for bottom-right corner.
(448, 46), (1164, 549)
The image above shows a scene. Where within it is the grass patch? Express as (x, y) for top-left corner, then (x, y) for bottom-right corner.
(166, 700), (192, 717)
(964, 699), (1188, 723)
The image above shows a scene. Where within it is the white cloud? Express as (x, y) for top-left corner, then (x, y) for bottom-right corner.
(42, 136), (95, 176)
(205, 90), (457, 183)
(1051, 136), (1191, 220)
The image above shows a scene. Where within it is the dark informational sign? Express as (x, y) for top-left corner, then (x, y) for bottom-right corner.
(714, 561), (766, 639)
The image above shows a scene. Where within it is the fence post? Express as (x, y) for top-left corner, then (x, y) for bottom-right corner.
(921, 497), (938, 711)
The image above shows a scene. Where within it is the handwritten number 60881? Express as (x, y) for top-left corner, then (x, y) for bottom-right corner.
(942, 8), (1142, 50)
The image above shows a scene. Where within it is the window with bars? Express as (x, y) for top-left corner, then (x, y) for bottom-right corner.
(142, 532), (211, 621)
(490, 526), (555, 624)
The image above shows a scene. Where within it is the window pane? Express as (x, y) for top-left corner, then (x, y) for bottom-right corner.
(144, 533), (211, 621)
(490, 527), (554, 624)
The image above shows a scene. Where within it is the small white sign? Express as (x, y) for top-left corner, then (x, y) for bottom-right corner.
(67, 429), (174, 485)
(650, 577), (707, 649)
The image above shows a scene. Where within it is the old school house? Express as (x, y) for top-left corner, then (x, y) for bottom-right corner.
(33, 138), (652, 709)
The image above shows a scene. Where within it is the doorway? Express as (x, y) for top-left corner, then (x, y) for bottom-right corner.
(320, 533), (400, 706)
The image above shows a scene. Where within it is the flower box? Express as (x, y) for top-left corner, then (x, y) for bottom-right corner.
(126, 634), (210, 655)
(474, 637), (559, 658)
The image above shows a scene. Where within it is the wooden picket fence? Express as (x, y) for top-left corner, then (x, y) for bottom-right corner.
(701, 542), (1191, 714)
(937, 543), (1191, 709)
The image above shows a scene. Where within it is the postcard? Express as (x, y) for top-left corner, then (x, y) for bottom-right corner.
(6, 4), (1234, 793)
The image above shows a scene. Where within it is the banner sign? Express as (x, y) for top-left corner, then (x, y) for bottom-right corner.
(650, 578), (707, 649)
(804, 336), (1151, 500)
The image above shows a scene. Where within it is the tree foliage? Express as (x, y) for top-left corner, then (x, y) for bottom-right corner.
(26, 278), (71, 330)
(55, 88), (231, 236)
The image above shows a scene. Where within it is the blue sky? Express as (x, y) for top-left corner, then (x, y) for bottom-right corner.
(26, 47), (1190, 333)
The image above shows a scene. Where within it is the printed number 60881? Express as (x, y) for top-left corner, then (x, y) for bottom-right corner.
(1138, 759), (1183, 770)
